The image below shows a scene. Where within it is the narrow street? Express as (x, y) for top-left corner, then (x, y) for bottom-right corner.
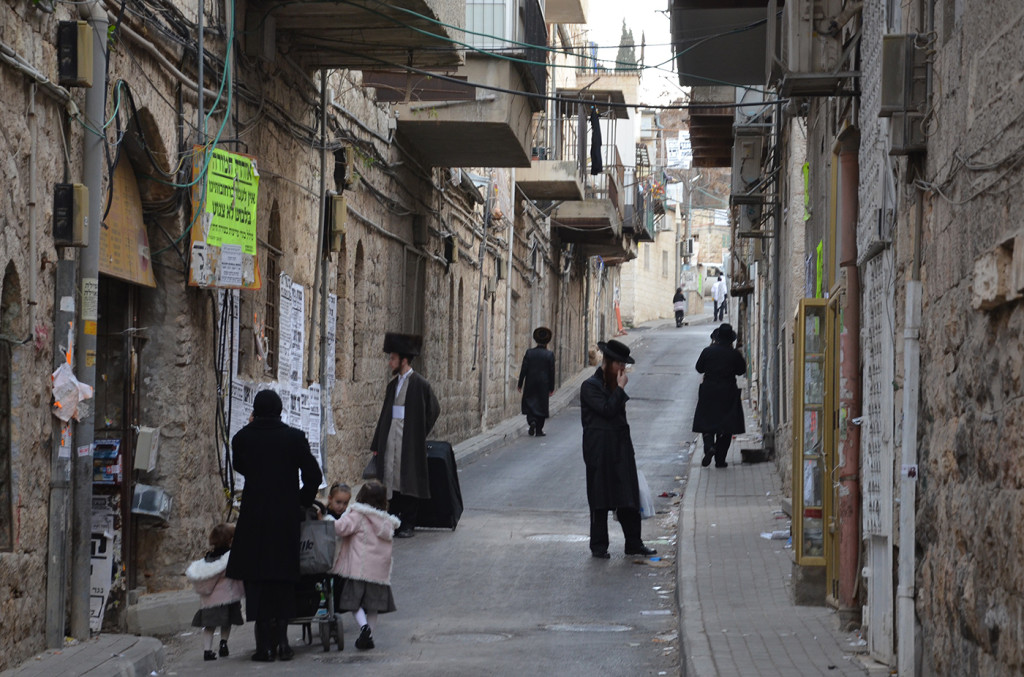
(159, 324), (704, 676)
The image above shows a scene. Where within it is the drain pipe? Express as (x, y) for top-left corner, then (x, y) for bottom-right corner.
(836, 133), (862, 615)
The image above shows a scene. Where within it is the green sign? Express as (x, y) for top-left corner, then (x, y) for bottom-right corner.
(204, 148), (259, 255)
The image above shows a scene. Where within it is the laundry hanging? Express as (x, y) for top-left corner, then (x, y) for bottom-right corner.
(589, 108), (603, 175)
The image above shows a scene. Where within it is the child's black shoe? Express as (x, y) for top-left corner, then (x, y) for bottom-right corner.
(218, 639), (229, 657)
(355, 624), (374, 650)
(203, 650), (217, 661)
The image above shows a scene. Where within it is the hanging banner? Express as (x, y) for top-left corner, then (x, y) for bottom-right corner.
(189, 146), (262, 289)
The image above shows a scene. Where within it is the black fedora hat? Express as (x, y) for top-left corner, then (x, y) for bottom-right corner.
(715, 323), (737, 344)
(597, 339), (635, 364)
(533, 326), (552, 344)
(383, 332), (422, 357)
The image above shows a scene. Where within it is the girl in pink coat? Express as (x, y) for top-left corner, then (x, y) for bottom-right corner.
(331, 480), (401, 650)
(185, 523), (245, 661)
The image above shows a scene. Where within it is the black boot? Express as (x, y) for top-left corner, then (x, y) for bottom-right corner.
(251, 622), (275, 662)
(276, 619), (294, 661)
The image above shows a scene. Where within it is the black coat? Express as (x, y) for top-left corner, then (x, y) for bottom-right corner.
(691, 343), (747, 434)
(518, 346), (555, 419)
(369, 371), (440, 499)
(226, 417), (322, 582)
(580, 368), (640, 511)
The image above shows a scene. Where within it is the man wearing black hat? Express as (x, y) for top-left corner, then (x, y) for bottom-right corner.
(580, 339), (657, 559)
(369, 332), (440, 538)
(517, 326), (555, 437)
(692, 323), (747, 468)
(227, 389), (323, 661)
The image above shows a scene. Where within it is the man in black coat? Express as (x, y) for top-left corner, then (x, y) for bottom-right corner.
(369, 332), (440, 538)
(226, 389), (322, 662)
(517, 326), (555, 437)
(692, 323), (747, 468)
(580, 339), (656, 559)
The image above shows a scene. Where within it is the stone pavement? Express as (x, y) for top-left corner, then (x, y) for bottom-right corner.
(677, 425), (885, 676)
(0, 635), (164, 677)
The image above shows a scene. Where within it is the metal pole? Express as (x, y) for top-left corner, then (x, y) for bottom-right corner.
(46, 260), (76, 647)
(71, 1), (108, 639)
(307, 70), (327, 384)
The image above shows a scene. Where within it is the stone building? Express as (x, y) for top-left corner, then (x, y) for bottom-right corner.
(672, 0), (1024, 674)
(0, 0), (648, 667)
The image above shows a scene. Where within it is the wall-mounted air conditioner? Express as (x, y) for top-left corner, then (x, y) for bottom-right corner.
(731, 126), (766, 204)
(767, 0), (850, 96)
(880, 34), (927, 155)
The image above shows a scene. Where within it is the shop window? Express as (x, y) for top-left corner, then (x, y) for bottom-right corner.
(0, 262), (21, 552)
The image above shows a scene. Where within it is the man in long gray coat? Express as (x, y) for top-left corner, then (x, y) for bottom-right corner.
(369, 332), (440, 538)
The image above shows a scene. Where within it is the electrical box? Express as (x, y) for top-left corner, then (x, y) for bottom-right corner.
(134, 426), (160, 473)
(57, 21), (93, 88)
(131, 484), (172, 523)
(53, 183), (88, 247)
(328, 195), (347, 253)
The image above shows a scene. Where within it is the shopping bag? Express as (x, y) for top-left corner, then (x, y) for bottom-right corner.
(299, 519), (336, 575)
(637, 470), (655, 519)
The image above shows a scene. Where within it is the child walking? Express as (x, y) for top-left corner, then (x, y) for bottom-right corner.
(324, 482), (352, 520)
(185, 523), (245, 660)
(331, 480), (400, 650)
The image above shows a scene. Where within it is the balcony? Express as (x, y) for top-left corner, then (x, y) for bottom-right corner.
(515, 115), (585, 200)
(244, 0), (464, 71)
(546, 0), (588, 24)
(670, 0), (770, 87)
(374, 0), (547, 167)
(552, 142), (633, 261)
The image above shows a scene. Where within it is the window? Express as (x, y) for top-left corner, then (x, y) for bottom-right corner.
(662, 250), (669, 278)
(0, 263), (21, 552)
(644, 244), (651, 271)
(263, 203), (282, 374)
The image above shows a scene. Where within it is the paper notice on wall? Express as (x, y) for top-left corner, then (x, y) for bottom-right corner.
(89, 498), (117, 632)
(325, 295), (337, 435)
(218, 289), (241, 379)
(225, 380), (257, 491)
(306, 384), (324, 485)
(289, 281), (305, 388)
(218, 244), (244, 287)
(285, 387), (302, 430)
(278, 273), (293, 384)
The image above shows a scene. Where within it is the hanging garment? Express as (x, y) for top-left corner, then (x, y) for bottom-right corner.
(589, 109), (603, 175)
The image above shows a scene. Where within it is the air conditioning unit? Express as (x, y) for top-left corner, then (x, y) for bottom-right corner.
(880, 34), (927, 155)
(131, 484), (172, 523)
(767, 0), (849, 96)
(731, 126), (766, 205)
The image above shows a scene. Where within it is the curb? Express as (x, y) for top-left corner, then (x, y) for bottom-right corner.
(1, 635), (165, 677)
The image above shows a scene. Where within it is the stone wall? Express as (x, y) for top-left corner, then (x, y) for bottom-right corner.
(619, 227), (678, 326)
(911, 1), (1024, 673)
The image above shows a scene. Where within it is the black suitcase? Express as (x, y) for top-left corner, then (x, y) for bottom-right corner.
(416, 440), (463, 530)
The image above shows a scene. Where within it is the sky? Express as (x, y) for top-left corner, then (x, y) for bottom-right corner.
(582, 0), (686, 105)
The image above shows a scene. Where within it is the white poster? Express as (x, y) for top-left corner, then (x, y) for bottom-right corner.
(325, 294), (337, 435)
(89, 498), (117, 632)
(277, 273), (293, 385)
(289, 281), (305, 388)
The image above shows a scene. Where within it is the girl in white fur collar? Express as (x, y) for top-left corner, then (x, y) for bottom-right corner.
(185, 523), (244, 661)
(331, 480), (402, 650)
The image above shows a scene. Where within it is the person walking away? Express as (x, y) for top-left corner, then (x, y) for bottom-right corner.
(331, 480), (400, 651)
(185, 523), (244, 661)
(369, 332), (441, 538)
(226, 389), (323, 662)
(692, 323), (747, 468)
(711, 275), (728, 321)
(580, 339), (657, 559)
(517, 326), (555, 437)
(672, 288), (686, 327)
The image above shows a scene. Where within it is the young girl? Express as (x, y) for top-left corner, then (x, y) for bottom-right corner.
(331, 480), (400, 650)
(185, 523), (245, 660)
(324, 482), (352, 520)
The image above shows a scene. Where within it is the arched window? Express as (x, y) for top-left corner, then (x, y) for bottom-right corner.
(352, 242), (365, 382)
(0, 262), (22, 551)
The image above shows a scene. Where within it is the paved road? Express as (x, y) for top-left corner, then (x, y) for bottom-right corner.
(159, 323), (706, 676)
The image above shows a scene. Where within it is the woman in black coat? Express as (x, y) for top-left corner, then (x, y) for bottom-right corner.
(517, 326), (555, 437)
(580, 339), (656, 559)
(226, 389), (322, 661)
(691, 323), (747, 468)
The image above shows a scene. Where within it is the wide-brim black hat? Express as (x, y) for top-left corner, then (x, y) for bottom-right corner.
(383, 332), (422, 357)
(597, 339), (635, 364)
(533, 326), (552, 344)
(715, 323), (737, 344)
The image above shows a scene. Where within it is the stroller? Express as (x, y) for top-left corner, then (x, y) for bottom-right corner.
(289, 504), (344, 652)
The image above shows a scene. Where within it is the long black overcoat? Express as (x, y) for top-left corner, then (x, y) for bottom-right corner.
(518, 346), (555, 419)
(226, 418), (322, 582)
(691, 343), (747, 434)
(580, 367), (640, 511)
(369, 371), (440, 499)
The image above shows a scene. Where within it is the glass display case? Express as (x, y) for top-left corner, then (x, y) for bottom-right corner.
(793, 299), (830, 565)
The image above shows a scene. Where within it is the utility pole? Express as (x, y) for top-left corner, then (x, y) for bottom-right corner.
(70, 1), (108, 639)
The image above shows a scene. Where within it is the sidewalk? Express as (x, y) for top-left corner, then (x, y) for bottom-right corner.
(677, 413), (883, 676)
(1, 314), (703, 677)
